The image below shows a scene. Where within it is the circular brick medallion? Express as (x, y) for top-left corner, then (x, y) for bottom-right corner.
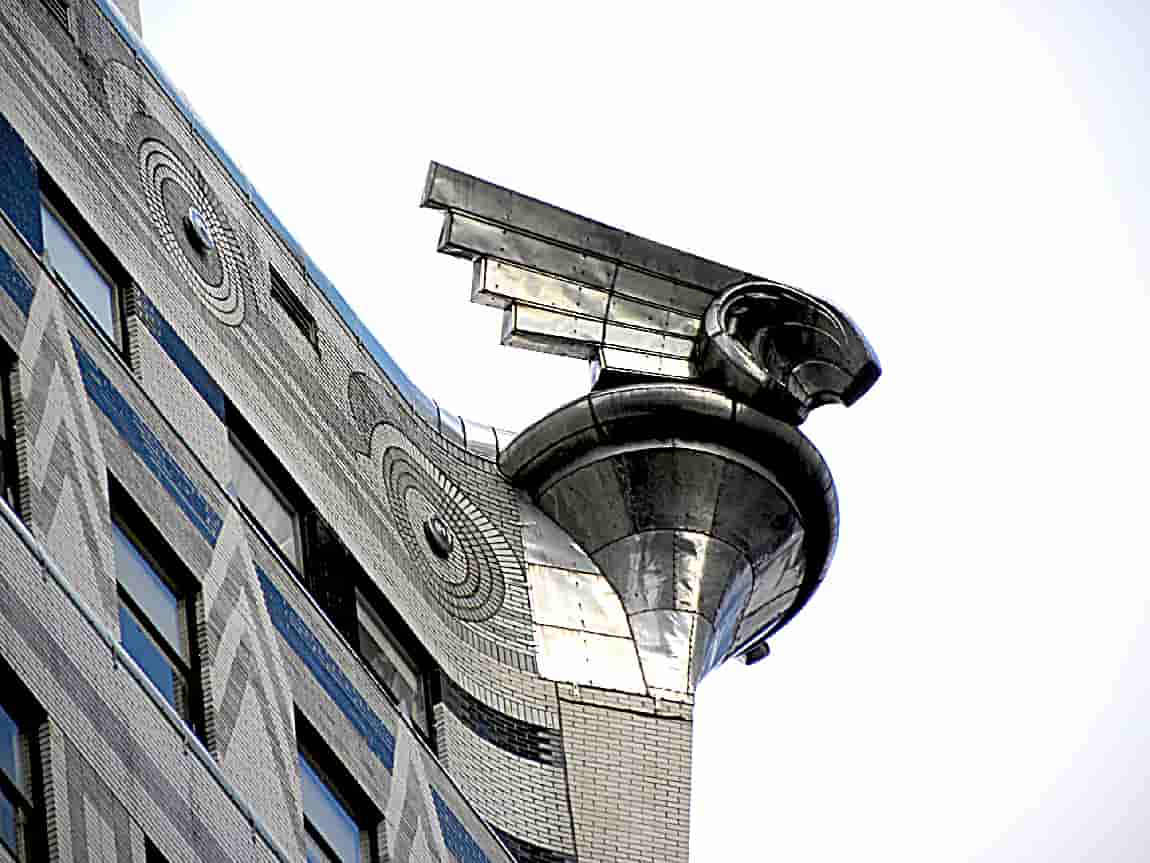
(137, 136), (247, 325)
(383, 445), (510, 622)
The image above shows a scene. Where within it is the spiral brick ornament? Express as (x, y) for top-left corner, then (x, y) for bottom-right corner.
(137, 136), (248, 325)
(382, 445), (511, 622)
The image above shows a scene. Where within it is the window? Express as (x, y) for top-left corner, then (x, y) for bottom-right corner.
(229, 433), (302, 571)
(297, 721), (375, 863)
(0, 679), (43, 862)
(0, 356), (19, 514)
(270, 265), (317, 348)
(39, 175), (125, 347)
(355, 590), (429, 738)
(112, 508), (200, 731)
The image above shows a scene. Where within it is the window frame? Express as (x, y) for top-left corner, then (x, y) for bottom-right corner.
(296, 716), (377, 863)
(38, 172), (128, 352)
(0, 665), (45, 863)
(109, 484), (204, 736)
(0, 352), (20, 516)
(228, 427), (304, 574)
(269, 264), (318, 350)
(354, 586), (435, 744)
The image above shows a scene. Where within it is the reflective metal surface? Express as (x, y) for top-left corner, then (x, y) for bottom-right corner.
(418, 163), (879, 688)
(630, 610), (695, 694)
(505, 384), (838, 688)
(519, 496), (598, 573)
(533, 624), (646, 694)
(698, 281), (881, 423)
(423, 162), (881, 417)
(526, 564), (630, 638)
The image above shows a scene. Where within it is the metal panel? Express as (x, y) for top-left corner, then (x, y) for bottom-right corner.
(537, 459), (634, 552)
(533, 625), (646, 693)
(462, 419), (498, 460)
(598, 347), (693, 379)
(689, 615), (714, 690)
(499, 396), (599, 482)
(747, 530), (805, 611)
(423, 162), (749, 290)
(734, 589), (799, 646)
(437, 405), (466, 446)
(592, 531), (677, 615)
(439, 212), (615, 290)
(502, 304), (603, 358)
(630, 610), (694, 694)
(616, 449), (726, 535)
(699, 561), (753, 676)
(711, 459), (799, 555)
(518, 496), (598, 573)
(476, 259), (609, 319)
(608, 295), (700, 338)
(611, 266), (714, 315)
(673, 532), (746, 622)
(603, 323), (694, 359)
(526, 564), (630, 637)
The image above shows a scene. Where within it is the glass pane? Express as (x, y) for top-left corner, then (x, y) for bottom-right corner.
(119, 602), (188, 718)
(298, 754), (359, 863)
(0, 705), (23, 792)
(113, 525), (184, 658)
(356, 596), (426, 733)
(0, 788), (17, 858)
(40, 203), (116, 339)
(305, 830), (339, 863)
(229, 441), (299, 568)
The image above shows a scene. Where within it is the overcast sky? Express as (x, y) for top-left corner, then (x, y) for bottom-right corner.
(138, 2), (1150, 859)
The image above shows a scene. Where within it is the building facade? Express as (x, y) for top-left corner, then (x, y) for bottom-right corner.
(0, 2), (878, 862)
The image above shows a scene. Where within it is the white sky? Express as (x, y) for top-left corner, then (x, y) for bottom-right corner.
(139, 2), (1150, 859)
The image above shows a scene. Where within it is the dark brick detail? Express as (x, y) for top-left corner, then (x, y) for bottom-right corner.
(257, 567), (397, 771)
(442, 676), (563, 767)
(432, 787), (494, 863)
(71, 337), (223, 545)
(0, 247), (34, 318)
(0, 111), (42, 256)
(136, 287), (226, 419)
(383, 444), (508, 623)
(132, 117), (248, 326)
(493, 828), (577, 863)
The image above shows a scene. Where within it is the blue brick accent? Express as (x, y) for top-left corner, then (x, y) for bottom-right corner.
(432, 789), (494, 863)
(256, 569), (396, 772)
(136, 288), (225, 419)
(0, 112), (43, 256)
(0, 248), (34, 316)
(71, 338), (223, 545)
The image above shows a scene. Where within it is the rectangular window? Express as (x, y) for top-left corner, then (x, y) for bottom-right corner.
(270, 265), (317, 348)
(0, 679), (43, 862)
(355, 590), (429, 738)
(112, 510), (200, 731)
(229, 434), (302, 571)
(39, 176), (125, 348)
(0, 356), (19, 514)
(297, 719), (375, 863)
